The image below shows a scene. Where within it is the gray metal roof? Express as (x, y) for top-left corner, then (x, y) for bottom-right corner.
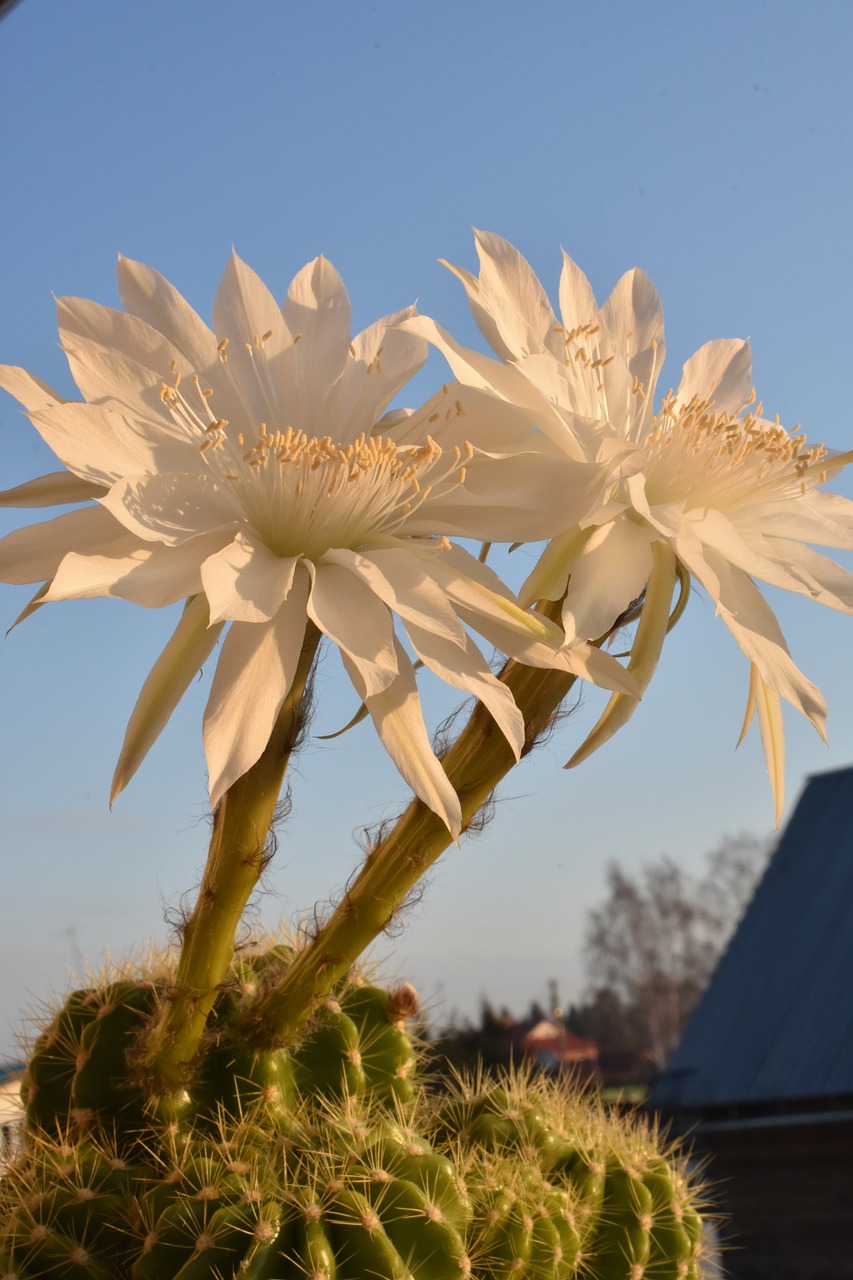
(651, 765), (853, 1112)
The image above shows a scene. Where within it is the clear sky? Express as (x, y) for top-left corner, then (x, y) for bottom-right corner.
(2, 0), (853, 1058)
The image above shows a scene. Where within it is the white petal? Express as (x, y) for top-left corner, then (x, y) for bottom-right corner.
(389, 376), (568, 463)
(112, 595), (224, 802)
(743, 664), (786, 828)
(562, 516), (656, 641)
(0, 471), (106, 508)
(401, 315), (577, 455)
(100, 471), (242, 545)
(405, 619), (524, 759)
(567, 540), (676, 768)
(117, 255), (221, 373)
(29, 401), (192, 486)
(469, 229), (558, 358)
(324, 305), (427, 439)
(738, 489), (853, 548)
(421, 543), (565, 650)
(0, 364), (66, 411)
(322, 546), (466, 646)
(56, 295), (209, 421)
(689, 507), (853, 610)
(211, 253), (294, 428)
(406, 449), (608, 543)
(708, 551), (827, 736)
(519, 526), (594, 607)
(558, 249), (604, 333)
(281, 257), (352, 431)
(439, 257), (515, 363)
(307, 559), (398, 697)
(0, 505), (134, 584)
(203, 565), (311, 804)
(46, 533), (225, 607)
(676, 338), (752, 415)
(342, 640), (462, 838)
(201, 532), (299, 623)
(601, 268), (666, 404)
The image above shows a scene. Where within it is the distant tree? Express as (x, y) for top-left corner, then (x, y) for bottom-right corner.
(582, 835), (769, 1066)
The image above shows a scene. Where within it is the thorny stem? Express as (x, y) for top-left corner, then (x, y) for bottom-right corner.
(240, 601), (588, 1050)
(141, 624), (321, 1091)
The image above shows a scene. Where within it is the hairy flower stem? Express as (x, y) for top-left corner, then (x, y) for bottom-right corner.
(240, 602), (590, 1050)
(141, 625), (321, 1091)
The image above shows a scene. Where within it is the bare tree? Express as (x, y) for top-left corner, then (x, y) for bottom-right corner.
(583, 835), (770, 1066)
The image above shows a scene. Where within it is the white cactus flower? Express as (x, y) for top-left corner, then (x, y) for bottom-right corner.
(410, 231), (853, 822)
(0, 252), (633, 834)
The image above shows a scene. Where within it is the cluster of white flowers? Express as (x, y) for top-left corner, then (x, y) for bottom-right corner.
(3, 234), (852, 830)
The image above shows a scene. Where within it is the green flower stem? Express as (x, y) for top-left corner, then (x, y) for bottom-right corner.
(141, 624), (321, 1091)
(241, 608), (584, 1050)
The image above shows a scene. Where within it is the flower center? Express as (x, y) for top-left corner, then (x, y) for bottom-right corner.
(642, 389), (828, 510)
(159, 360), (471, 559)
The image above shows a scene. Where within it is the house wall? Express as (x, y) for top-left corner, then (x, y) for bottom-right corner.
(698, 1114), (853, 1280)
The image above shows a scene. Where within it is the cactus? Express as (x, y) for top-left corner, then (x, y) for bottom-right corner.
(20, 947), (422, 1158)
(3, 977), (711, 1280)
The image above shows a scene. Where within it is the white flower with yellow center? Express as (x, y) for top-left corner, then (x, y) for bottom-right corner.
(0, 252), (633, 834)
(409, 231), (853, 821)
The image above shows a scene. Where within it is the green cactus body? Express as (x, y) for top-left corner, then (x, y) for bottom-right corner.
(22, 989), (97, 1134)
(545, 1147), (606, 1233)
(435, 1087), (551, 1155)
(166, 1200), (282, 1280)
(581, 1166), (653, 1280)
(21, 957), (423, 1153)
(291, 998), (367, 1101)
(326, 1186), (412, 1280)
(541, 1186), (584, 1277)
(132, 1192), (231, 1280)
(340, 984), (417, 1104)
(475, 1193), (536, 1279)
(642, 1171), (702, 1280)
(189, 1040), (296, 1132)
(6, 972), (709, 1280)
(363, 1173), (470, 1280)
(367, 1142), (471, 1236)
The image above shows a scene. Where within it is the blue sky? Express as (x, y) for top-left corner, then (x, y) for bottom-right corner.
(2, 0), (853, 1056)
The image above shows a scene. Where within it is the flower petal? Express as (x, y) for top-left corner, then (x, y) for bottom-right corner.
(117, 255), (221, 373)
(323, 546), (466, 646)
(740, 663), (786, 828)
(0, 505), (135, 584)
(45, 533), (225, 607)
(29, 401), (192, 486)
(405, 618), (525, 758)
(325, 306), (427, 438)
(711, 556), (827, 738)
(468, 228), (559, 358)
(0, 364), (66, 412)
(561, 515), (656, 642)
(201, 532), (300, 624)
(211, 253), (294, 428)
(401, 314), (577, 455)
(421, 542), (565, 651)
(100, 471), (242, 545)
(601, 267), (666, 409)
(342, 639), (462, 838)
(111, 595), (225, 802)
(0, 471), (106, 508)
(281, 257), (352, 431)
(307, 559), (398, 697)
(676, 338), (752, 415)
(203, 565), (311, 804)
(566, 540), (676, 768)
